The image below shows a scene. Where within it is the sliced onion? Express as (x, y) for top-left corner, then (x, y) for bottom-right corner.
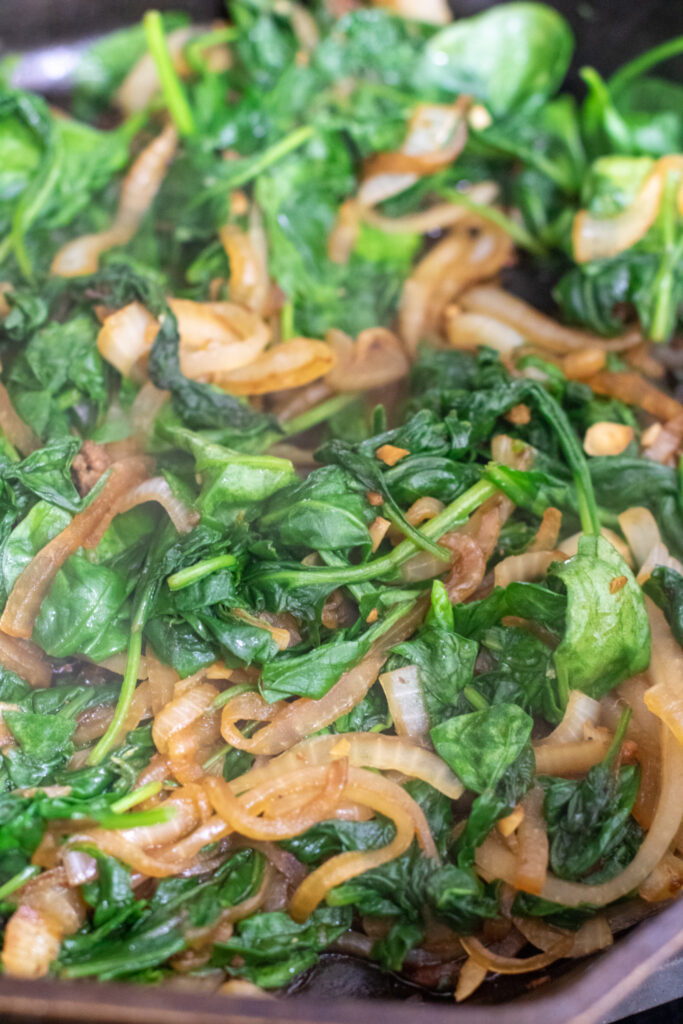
(643, 599), (683, 745)
(460, 287), (641, 353)
(205, 761), (347, 840)
(118, 793), (202, 850)
(514, 786), (548, 895)
(327, 200), (361, 265)
(573, 164), (664, 263)
(1, 905), (62, 978)
(638, 852), (683, 902)
(642, 413), (683, 466)
(559, 527), (633, 566)
(289, 766), (436, 921)
(131, 381), (169, 433)
(220, 205), (270, 315)
(97, 301), (157, 377)
(117, 476), (199, 533)
(446, 310), (525, 355)
(379, 665), (429, 744)
(147, 651), (178, 715)
(400, 224), (513, 355)
(115, 26), (200, 113)
(152, 682), (219, 755)
(0, 381), (39, 455)
(215, 337), (336, 395)
(587, 371), (683, 422)
(533, 737), (611, 776)
(170, 298), (271, 380)
(51, 125), (177, 277)
(460, 933), (573, 975)
(372, 0), (451, 25)
(455, 956), (488, 1002)
(0, 631), (51, 688)
(231, 731), (463, 800)
(561, 348), (608, 381)
(538, 691), (601, 746)
(363, 182), (498, 235)
(326, 327), (409, 392)
(528, 508), (563, 553)
(223, 601), (427, 756)
(62, 850), (98, 887)
(494, 550), (563, 588)
(0, 457), (150, 639)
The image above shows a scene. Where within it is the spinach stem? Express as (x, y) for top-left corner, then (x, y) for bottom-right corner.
(438, 187), (546, 255)
(462, 686), (489, 711)
(88, 630), (143, 765)
(227, 125), (314, 189)
(183, 26), (238, 75)
(97, 805), (174, 830)
(282, 393), (359, 437)
(143, 10), (196, 136)
(609, 35), (683, 94)
(167, 553), (237, 591)
(249, 479), (496, 588)
(280, 300), (295, 341)
(0, 865), (40, 902)
(110, 780), (163, 814)
(605, 706), (632, 766)
(211, 683), (257, 711)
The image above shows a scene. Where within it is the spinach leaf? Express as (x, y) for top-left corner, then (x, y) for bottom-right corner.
(643, 566), (683, 646)
(420, 3), (573, 115)
(211, 906), (352, 988)
(431, 703), (533, 795)
(541, 713), (641, 882)
(549, 534), (650, 701)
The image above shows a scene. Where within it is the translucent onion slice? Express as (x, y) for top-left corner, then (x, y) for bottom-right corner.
(494, 549), (563, 588)
(146, 651), (178, 715)
(460, 933), (573, 974)
(537, 691), (601, 746)
(222, 600), (427, 756)
(460, 286), (641, 353)
(455, 956), (488, 1002)
(289, 766), (436, 921)
(643, 599), (683, 745)
(446, 310), (525, 355)
(0, 631), (51, 688)
(572, 156), (683, 266)
(205, 761), (348, 840)
(379, 666), (430, 745)
(638, 852), (683, 902)
(533, 737), (611, 776)
(232, 732), (463, 800)
(215, 337), (336, 395)
(587, 371), (683, 422)
(514, 786), (548, 895)
(153, 682), (219, 756)
(326, 327), (409, 392)
(97, 301), (157, 378)
(1, 905), (62, 979)
(0, 457), (150, 639)
(51, 125), (177, 277)
(528, 507), (563, 553)
(583, 421), (635, 457)
(363, 182), (498, 235)
(117, 476), (199, 534)
(0, 381), (39, 455)
(372, 0), (452, 26)
(170, 298), (271, 379)
(219, 206), (269, 315)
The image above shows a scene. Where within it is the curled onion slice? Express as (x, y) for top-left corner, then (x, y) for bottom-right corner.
(514, 786), (548, 895)
(538, 690), (601, 746)
(326, 327), (409, 392)
(0, 632), (51, 688)
(460, 933), (573, 975)
(289, 766), (436, 921)
(117, 476), (199, 533)
(153, 682), (219, 756)
(460, 286), (641, 353)
(215, 337), (336, 395)
(232, 732), (463, 800)
(643, 599), (683, 745)
(220, 206), (269, 315)
(0, 457), (149, 639)
(533, 737), (611, 776)
(0, 381), (39, 455)
(363, 181), (498, 235)
(51, 125), (177, 277)
(494, 549), (563, 588)
(379, 666), (429, 745)
(1, 905), (62, 979)
(587, 371), (683, 422)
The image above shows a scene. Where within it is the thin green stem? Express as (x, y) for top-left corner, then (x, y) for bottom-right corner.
(250, 479), (497, 589)
(463, 686), (489, 711)
(97, 805), (174, 831)
(110, 780), (163, 814)
(282, 393), (359, 438)
(0, 866), (40, 902)
(605, 707), (632, 766)
(226, 125), (314, 190)
(280, 300), (295, 341)
(609, 36), (683, 94)
(88, 631), (143, 765)
(211, 683), (257, 711)
(167, 553), (237, 591)
(438, 187), (546, 255)
(143, 10), (196, 135)
(183, 26), (238, 75)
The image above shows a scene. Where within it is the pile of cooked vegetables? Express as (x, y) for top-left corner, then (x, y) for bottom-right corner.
(0, 0), (681, 999)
